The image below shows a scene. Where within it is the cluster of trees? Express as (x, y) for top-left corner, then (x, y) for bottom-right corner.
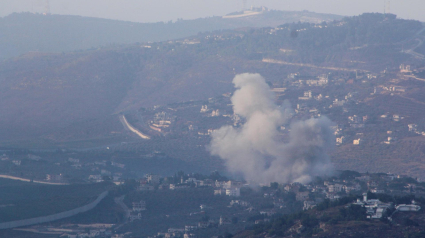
(214, 13), (422, 64)
(248, 212), (323, 237)
(246, 192), (425, 237)
(0, 10), (343, 60)
(316, 195), (360, 211)
(366, 191), (425, 205)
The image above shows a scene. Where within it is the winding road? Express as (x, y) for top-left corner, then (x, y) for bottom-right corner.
(402, 27), (425, 60)
(113, 195), (131, 229)
(119, 115), (151, 140)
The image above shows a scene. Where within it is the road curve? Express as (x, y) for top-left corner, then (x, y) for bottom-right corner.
(119, 115), (151, 140)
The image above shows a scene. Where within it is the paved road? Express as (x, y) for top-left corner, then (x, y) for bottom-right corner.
(402, 27), (425, 60)
(262, 58), (367, 72)
(404, 38), (425, 60)
(119, 115), (151, 140)
(115, 195), (131, 221)
(0, 174), (68, 185)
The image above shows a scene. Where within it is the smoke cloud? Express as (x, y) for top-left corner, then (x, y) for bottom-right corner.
(210, 73), (334, 184)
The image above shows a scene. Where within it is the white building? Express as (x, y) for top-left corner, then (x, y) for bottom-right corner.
(370, 188), (384, 193)
(226, 188), (240, 197)
(299, 91), (312, 100)
(89, 175), (102, 181)
(303, 201), (317, 210)
(343, 184), (361, 193)
(328, 183), (343, 193)
(384, 137), (396, 145)
(336, 136), (345, 145)
(353, 138), (362, 145)
(146, 174), (160, 184)
(353, 193), (393, 219)
(408, 124), (418, 132)
(348, 115), (362, 124)
(200, 105), (208, 113)
(169, 184), (190, 190)
(230, 200), (250, 207)
(184, 234), (197, 238)
(132, 200), (146, 212)
(400, 64), (411, 73)
(211, 109), (220, 117)
(222, 181), (243, 189)
(214, 189), (226, 195)
(393, 114), (400, 122)
(333, 99), (345, 106)
(185, 226), (197, 232)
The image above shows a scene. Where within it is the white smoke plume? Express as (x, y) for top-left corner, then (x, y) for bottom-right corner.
(210, 73), (334, 184)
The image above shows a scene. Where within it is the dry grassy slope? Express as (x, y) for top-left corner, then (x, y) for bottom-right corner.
(0, 49), (139, 140)
(0, 47), (242, 141)
(117, 55), (237, 112)
(331, 140), (425, 179)
(367, 94), (425, 120)
(331, 90), (425, 180)
(0, 14), (421, 146)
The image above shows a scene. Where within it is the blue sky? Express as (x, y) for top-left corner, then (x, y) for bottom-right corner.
(2, 0), (424, 23)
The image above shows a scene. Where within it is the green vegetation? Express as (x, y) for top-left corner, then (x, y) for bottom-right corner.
(59, 194), (124, 224)
(121, 188), (235, 236)
(238, 193), (425, 238)
(0, 11), (342, 60)
(338, 205), (367, 221)
(316, 196), (360, 211)
(222, 13), (423, 64)
(366, 191), (425, 205)
(0, 12), (422, 148)
(246, 196), (363, 237)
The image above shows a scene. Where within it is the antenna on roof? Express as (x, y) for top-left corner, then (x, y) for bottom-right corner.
(384, 0), (391, 15)
(242, 0), (247, 11)
(43, 0), (51, 15)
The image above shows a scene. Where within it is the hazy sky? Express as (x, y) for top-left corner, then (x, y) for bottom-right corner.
(2, 0), (425, 23)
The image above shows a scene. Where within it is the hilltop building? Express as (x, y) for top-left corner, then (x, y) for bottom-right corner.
(299, 91), (312, 100)
(353, 193), (392, 219)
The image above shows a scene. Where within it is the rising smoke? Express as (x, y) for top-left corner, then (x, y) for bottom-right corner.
(210, 73), (334, 184)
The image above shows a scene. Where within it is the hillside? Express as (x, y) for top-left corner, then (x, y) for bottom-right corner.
(234, 195), (425, 238)
(0, 13), (422, 140)
(1, 13), (425, 179)
(0, 10), (342, 60)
